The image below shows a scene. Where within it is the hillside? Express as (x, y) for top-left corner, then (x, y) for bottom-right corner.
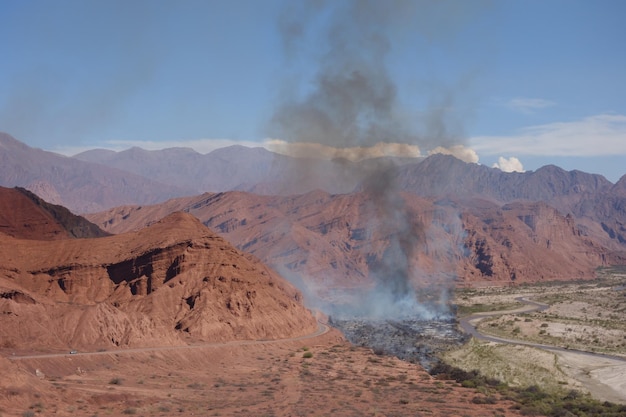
(396, 154), (626, 250)
(0, 186), (109, 240)
(397, 154), (613, 202)
(0, 211), (317, 351)
(6, 132), (625, 251)
(0, 132), (194, 213)
(86, 190), (623, 310)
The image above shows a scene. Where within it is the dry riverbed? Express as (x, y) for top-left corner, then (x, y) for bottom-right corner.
(444, 267), (626, 404)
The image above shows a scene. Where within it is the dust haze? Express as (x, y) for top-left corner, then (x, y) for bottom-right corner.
(269, 0), (482, 318)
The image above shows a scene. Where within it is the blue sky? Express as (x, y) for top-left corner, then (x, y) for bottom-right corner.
(1, 0), (625, 181)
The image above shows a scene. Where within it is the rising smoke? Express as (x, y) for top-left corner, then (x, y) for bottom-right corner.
(270, 0), (479, 319)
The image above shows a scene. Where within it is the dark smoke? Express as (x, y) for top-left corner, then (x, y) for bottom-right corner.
(270, 0), (480, 318)
(272, 0), (411, 148)
(270, 0), (481, 149)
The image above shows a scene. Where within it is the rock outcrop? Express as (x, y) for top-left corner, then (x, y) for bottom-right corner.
(0, 186), (109, 240)
(0, 212), (317, 350)
(86, 190), (624, 299)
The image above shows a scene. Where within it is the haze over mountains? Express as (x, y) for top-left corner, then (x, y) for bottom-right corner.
(0, 133), (194, 213)
(2, 132), (626, 305)
(87, 189), (624, 310)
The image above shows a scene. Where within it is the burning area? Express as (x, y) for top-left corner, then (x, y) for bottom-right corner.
(268, 0), (479, 367)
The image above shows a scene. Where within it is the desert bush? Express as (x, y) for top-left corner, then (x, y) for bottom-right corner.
(432, 361), (626, 417)
(461, 379), (477, 388)
(108, 377), (123, 385)
(302, 351), (313, 359)
(471, 395), (497, 405)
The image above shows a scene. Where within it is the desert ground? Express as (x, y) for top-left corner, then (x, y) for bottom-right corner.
(1, 322), (530, 417)
(445, 267), (626, 405)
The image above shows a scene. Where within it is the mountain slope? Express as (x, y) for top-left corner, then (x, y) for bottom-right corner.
(0, 186), (109, 240)
(86, 191), (622, 304)
(0, 211), (317, 350)
(396, 154), (626, 249)
(74, 144), (421, 195)
(396, 154), (613, 202)
(0, 132), (194, 213)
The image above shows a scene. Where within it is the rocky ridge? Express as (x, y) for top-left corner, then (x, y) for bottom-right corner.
(0, 132), (194, 213)
(0, 186), (109, 240)
(86, 190), (623, 302)
(0, 211), (317, 351)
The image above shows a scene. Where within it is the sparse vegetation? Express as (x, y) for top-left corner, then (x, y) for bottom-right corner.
(432, 361), (626, 417)
(448, 272), (626, 409)
(456, 301), (521, 315)
(5, 274), (624, 416)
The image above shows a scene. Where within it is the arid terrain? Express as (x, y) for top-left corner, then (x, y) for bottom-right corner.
(2, 324), (536, 417)
(445, 267), (626, 405)
(0, 184), (530, 416)
(2, 134), (626, 416)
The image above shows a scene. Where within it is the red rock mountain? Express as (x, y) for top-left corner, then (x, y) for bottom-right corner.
(5, 132), (625, 253)
(396, 154), (626, 250)
(0, 210), (317, 351)
(0, 186), (109, 240)
(3, 133), (625, 294)
(86, 190), (623, 302)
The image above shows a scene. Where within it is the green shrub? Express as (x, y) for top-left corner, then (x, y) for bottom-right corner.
(461, 380), (477, 388)
(302, 351), (313, 359)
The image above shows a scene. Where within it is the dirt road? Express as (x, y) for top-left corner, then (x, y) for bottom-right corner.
(7, 321), (330, 361)
(459, 297), (626, 403)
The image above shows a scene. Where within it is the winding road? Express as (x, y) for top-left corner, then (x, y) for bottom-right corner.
(7, 321), (331, 361)
(459, 296), (626, 404)
(459, 297), (626, 362)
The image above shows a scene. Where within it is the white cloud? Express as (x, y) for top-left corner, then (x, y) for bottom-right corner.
(492, 156), (524, 173)
(471, 114), (626, 157)
(506, 97), (556, 113)
(427, 145), (479, 163)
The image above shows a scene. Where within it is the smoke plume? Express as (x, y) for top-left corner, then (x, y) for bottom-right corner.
(270, 0), (478, 318)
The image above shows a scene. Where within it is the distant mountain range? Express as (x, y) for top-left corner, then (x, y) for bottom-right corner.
(85, 189), (625, 307)
(2, 132), (625, 298)
(0, 132), (194, 213)
(2, 132), (420, 212)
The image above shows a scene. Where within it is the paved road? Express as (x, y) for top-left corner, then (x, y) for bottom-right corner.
(459, 297), (626, 363)
(7, 321), (330, 361)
